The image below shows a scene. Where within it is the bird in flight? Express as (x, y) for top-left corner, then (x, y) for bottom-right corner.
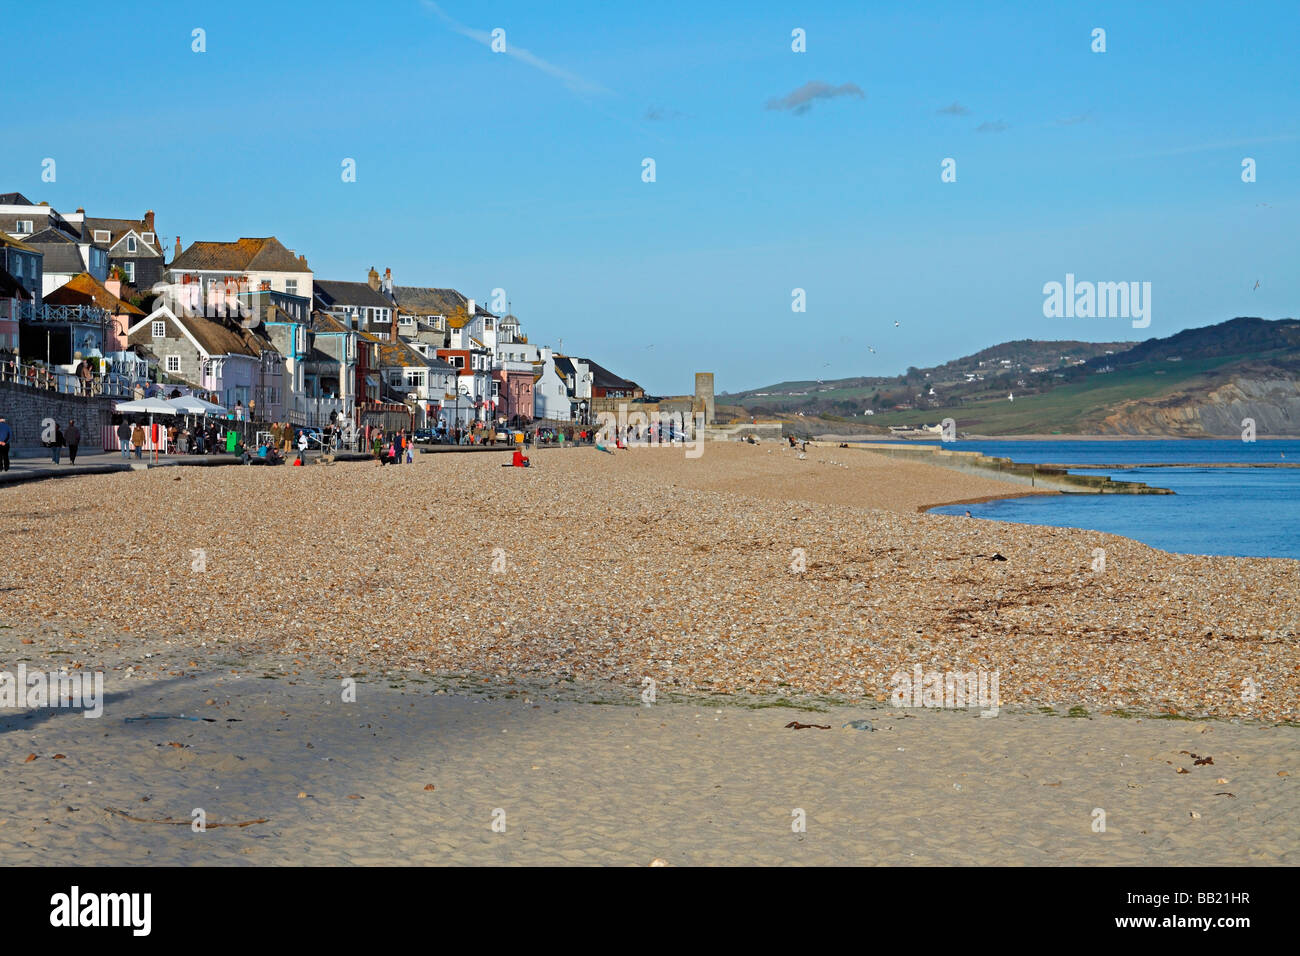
(868, 346), (876, 354)
(894, 321), (900, 327)
(1253, 280), (1260, 291)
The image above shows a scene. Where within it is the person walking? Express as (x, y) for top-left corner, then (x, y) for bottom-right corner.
(64, 419), (81, 465)
(297, 429), (308, 455)
(0, 415), (12, 472)
(131, 423), (145, 460)
(51, 422), (63, 464)
(116, 420), (131, 458)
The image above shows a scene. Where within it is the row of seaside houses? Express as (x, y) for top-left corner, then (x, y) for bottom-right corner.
(1, 191), (643, 430)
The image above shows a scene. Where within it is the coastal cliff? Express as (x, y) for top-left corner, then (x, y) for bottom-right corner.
(1097, 371), (1300, 436)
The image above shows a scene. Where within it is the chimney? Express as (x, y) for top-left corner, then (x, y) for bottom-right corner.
(144, 210), (155, 232)
(175, 236), (182, 257)
(76, 207), (85, 214)
(367, 266), (380, 291)
(106, 278), (122, 300)
(383, 267), (392, 295)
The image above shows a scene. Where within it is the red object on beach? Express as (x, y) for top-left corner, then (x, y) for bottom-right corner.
(511, 449), (530, 468)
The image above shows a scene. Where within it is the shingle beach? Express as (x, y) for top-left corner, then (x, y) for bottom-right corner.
(1, 444), (1295, 865)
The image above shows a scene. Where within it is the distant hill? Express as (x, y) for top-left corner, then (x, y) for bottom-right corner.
(723, 318), (1300, 437)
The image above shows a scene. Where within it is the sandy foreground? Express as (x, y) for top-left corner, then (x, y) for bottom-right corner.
(1, 441), (1296, 864)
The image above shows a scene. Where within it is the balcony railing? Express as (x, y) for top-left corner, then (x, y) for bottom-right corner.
(16, 302), (111, 324)
(0, 358), (134, 397)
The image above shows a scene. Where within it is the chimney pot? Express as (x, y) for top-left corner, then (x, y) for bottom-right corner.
(144, 210), (155, 231)
(175, 236), (182, 256)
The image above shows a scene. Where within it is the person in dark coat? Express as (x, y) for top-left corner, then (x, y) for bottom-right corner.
(51, 423), (64, 464)
(0, 415), (12, 472)
(64, 419), (81, 465)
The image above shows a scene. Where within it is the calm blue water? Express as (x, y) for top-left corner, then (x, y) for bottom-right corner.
(909, 440), (1300, 559)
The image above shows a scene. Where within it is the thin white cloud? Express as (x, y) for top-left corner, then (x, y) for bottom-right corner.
(422, 1), (610, 97)
(1125, 134), (1299, 159)
(937, 102), (969, 116)
(976, 120), (1009, 133)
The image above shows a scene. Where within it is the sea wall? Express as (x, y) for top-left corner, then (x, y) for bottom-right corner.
(0, 381), (115, 455)
(835, 441), (1173, 495)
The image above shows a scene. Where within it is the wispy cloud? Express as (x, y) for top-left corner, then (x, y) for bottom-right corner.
(766, 81), (864, 115)
(644, 106), (684, 122)
(1124, 134), (1300, 159)
(936, 102), (969, 116)
(422, 1), (610, 97)
(1056, 111), (1093, 126)
(976, 120), (1009, 133)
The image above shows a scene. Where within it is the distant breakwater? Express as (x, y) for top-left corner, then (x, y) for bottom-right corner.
(835, 442), (1175, 495)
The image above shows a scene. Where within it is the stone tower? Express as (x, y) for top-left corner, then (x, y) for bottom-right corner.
(694, 372), (715, 425)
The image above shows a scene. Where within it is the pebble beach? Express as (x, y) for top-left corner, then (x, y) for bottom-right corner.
(1, 442), (1296, 864)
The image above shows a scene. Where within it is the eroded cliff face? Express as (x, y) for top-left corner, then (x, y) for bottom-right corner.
(1096, 376), (1300, 436)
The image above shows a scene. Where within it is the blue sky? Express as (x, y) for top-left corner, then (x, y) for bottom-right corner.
(4, 0), (1296, 393)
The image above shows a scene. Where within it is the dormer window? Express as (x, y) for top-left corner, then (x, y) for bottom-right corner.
(94, 229), (111, 243)
(15, 220), (33, 234)
(142, 232), (154, 245)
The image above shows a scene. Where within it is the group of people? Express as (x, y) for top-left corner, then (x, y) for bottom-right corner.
(47, 419), (84, 464)
(373, 430), (415, 466)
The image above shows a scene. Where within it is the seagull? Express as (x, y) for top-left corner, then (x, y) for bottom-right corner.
(894, 321), (900, 327)
(1253, 280), (1260, 291)
(1008, 392), (1014, 402)
(868, 346), (876, 354)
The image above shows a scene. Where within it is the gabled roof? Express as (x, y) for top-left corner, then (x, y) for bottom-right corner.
(391, 286), (493, 320)
(314, 279), (392, 310)
(0, 193), (36, 206)
(127, 308), (277, 360)
(357, 329), (430, 369)
(578, 357), (640, 392)
(171, 237), (310, 273)
(82, 217), (161, 256)
(310, 310), (351, 334)
(0, 233), (38, 253)
(43, 272), (144, 315)
(24, 228), (89, 273)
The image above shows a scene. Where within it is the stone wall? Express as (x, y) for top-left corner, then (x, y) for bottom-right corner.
(0, 381), (115, 455)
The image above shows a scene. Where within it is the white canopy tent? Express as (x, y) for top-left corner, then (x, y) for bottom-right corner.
(164, 395), (228, 415)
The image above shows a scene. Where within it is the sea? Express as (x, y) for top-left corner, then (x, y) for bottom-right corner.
(882, 439), (1300, 560)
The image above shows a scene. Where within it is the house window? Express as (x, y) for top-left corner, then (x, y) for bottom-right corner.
(405, 370), (426, 388)
(286, 279), (297, 296)
(166, 355), (181, 373)
(151, 320), (166, 338)
(126, 236), (137, 253)
(15, 220), (32, 234)
(399, 315), (413, 326)
(448, 355), (464, 369)
(142, 232), (154, 245)
(124, 262), (135, 283)
(94, 230), (111, 243)
(260, 280), (271, 291)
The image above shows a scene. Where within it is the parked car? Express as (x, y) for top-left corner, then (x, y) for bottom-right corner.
(413, 429), (435, 444)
